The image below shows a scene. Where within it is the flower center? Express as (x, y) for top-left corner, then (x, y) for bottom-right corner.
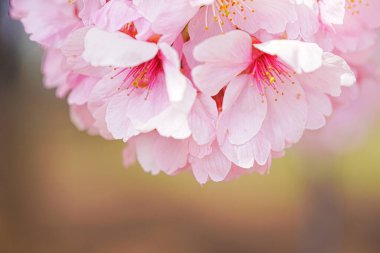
(204, 0), (255, 32)
(246, 38), (295, 99)
(112, 56), (162, 99)
(251, 53), (292, 97)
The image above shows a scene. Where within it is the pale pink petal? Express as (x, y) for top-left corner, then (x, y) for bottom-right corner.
(124, 73), (170, 126)
(193, 30), (252, 64)
(183, 7), (234, 68)
(42, 48), (70, 89)
(192, 30), (252, 96)
(297, 52), (356, 97)
(133, 0), (198, 43)
(154, 137), (189, 175)
(189, 0), (214, 6)
(79, 0), (104, 25)
(143, 81), (196, 139)
(219, 132), (271, 169)
(92, 0), (140, 32)
(134, 133), (189, 175)
(192, 63), (244, 96)
(261, 79), (308, 151)
(303, 85), (333, 130)
(232, 0), (297, 34)
(159, 43), (187, 102)
(189, 138), (213, 159)
(189, 94), (218, 145)
(106, 92), (139, 141)
(190, 142), (231, 184)
(87, 72), (124, 139)
(287, 2), (319, 41)
(254, 40), (323, 73)
(83, 28), (158, 67)
(68, 76), (98, 105)
(134, 132), (160, 175)
(318, 0), (345, 25)
(69, 104), (96, 134)
(218, 75), (267, 145)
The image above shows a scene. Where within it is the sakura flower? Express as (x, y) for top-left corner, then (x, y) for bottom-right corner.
(11, 0), (81, 47)
(83, 27), (196, 141)
(184, 0), (297, 67)
(13, 0), (379, 184)
(192, 30), (355, 168)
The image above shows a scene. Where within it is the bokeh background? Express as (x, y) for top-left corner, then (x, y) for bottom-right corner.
(1, 2), (380, 252)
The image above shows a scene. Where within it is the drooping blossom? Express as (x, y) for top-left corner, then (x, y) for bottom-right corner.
(83, 25), (196, 140)
(192, 30), (355, 168)
(11, 0), (380, 184)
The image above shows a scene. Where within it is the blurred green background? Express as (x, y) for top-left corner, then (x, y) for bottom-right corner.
(1, 2), (380, 253)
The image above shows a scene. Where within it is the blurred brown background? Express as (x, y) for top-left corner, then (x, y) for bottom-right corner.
(1, 2), (380, 253)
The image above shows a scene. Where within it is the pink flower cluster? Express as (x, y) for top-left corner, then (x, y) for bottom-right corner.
(11, 0), (380, 183)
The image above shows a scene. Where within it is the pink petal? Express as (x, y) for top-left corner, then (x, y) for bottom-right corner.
(134, 132), (160, 175)
(106, 92), (139, 141)
(254, 40), (323, 73)
(219, 132), (271, 169)
(190, 142), (231, 184)
(189, 94), (218, 145)
(159, 43), (187, 102)
(92, 0), (140, 32)
(154, 137), (189, 175)
(68, 76), (98, 106)
(303, 85), (332, 130)
(83, 28), (158, 67)
(218, 75), (267, 145)
(192, 30), (252, 96)
(261, 79), (308, 151)
(69, 104), (96, 134)
(297, 52), (356, 97)
(134, 0), (198, 43)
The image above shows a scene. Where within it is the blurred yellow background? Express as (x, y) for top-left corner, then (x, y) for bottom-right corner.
(1, 2), (380, 252)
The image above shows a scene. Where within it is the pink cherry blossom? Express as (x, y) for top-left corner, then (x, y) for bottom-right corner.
(12, 0), (380, 183)
(83, 27), (196, 141)
(302, 41), (380, 153)
(11, 0), (81, 47)
(192, 30), (355, 168)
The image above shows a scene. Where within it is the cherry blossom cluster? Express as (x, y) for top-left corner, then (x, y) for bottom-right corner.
(11, 0), (380, 183)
